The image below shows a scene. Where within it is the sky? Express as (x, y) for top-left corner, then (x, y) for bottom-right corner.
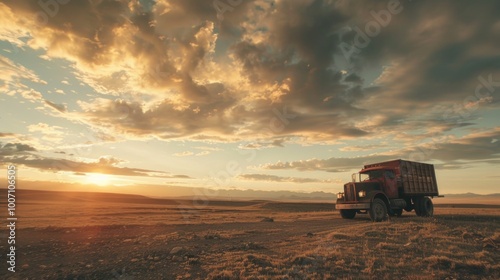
(0, 0), (499, 196)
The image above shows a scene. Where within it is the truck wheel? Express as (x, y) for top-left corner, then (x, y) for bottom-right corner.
(340, 209), (356, 219)
(420, 197), (434, 217)
(404, 199), (413, 212)
(404, 204), (413, 212)
(414, 197), (423, 216)
(369, 198), (387, 222)
(390, 209), (403, 217)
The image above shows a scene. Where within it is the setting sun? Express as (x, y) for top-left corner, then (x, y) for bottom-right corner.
(86, 173), (111, 186)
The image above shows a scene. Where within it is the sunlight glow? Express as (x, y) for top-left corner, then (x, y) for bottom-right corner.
(86, 173), (111, 186)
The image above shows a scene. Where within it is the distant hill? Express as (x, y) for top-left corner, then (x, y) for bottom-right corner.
(2, 179), (499, 204)
(435, 193), (500, 205)
(2, 187), (499, 205)
(1, 188), (175, 205)
(183, 189), (336, 202)
(442, 192), (500, 198)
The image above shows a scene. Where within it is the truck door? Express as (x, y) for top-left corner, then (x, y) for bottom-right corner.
(383, 170), (398, 198)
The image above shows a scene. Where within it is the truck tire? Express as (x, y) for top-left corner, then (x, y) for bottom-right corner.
(414, 197), (423, 216)
(369, 198), (387, 222)
(390, 208), (403, 217)
(340, 209), (356, 219)
(404, 204), (413, 212)
(404, 199), (413, 212)
(420, 197), (434, 217)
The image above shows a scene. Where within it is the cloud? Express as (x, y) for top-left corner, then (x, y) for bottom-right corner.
(0, 142), (37, 156)
(261, 156), (389, 173)
(97, 156), (125, 166)
(7, 155), (190, 178)
(76, 98), (238, 139)
(167, 174), (192, 179)
(262, 127), (500, 172)
(1, 0), (499, 145)
(239, 138), (288, 149)
(27, 123), (65, 141)
(0, 55), (46, 98)
(170, 146), (222, 157)
(173, 151), (194, 157)
(238, 173), (341, 184)
(0, 133), (16, 138)
(44, 100), (67, 113)
(420, 127), (500, 162)
(340, 143), (388, 152)
(0, 141), (191, 178)
(194, 146), (222, 151)
(344, 0), (500, 120)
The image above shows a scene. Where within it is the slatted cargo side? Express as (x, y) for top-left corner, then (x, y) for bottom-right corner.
(400, 160), (439, 196)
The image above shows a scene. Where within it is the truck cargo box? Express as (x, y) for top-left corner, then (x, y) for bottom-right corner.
(363, 159), (439, 196)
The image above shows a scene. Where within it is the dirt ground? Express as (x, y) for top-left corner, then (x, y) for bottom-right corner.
(1, 191), (499, 279)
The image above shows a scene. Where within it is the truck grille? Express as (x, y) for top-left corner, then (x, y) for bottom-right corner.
(345, 183), (356, 201)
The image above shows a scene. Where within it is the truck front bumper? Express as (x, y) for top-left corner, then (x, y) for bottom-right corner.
(336, 202), (371, 210)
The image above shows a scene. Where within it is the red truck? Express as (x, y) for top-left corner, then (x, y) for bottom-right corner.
(336, 159), (441, 222)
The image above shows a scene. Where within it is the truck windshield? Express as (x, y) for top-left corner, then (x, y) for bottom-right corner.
(360, 170), (384, 181)
(360, 173), (369, 181)
(370, 170), (384, 179)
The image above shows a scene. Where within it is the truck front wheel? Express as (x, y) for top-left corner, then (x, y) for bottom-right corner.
(370, 198), (387, 222)
(340, 209), (356, 219)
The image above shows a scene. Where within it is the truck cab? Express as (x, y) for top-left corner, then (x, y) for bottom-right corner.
(358, 167), (398, 199)
(336, 159), (440, 222)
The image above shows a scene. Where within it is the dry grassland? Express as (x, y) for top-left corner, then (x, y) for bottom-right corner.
(0, 190), (498, 279)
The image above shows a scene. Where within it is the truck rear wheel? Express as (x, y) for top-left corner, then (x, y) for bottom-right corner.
(414, 197), (423, 216)
(420, 197), (434, 217)
(404, 199), (413, 212)
(370, 198), (387, 222)
(414, 197), (433, 217)
(340, 209), (356, 219)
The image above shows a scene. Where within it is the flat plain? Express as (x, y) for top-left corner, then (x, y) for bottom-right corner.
(0, 190), (498, 279)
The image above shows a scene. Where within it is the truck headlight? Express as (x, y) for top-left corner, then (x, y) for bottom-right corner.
(337, 193), (344, 199)
(358, 190), (366, 198)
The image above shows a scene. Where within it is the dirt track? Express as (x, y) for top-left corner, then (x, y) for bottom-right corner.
(7, 214), (362, 279)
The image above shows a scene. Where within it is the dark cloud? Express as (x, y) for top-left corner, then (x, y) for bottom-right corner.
(345, 0), (500, 106)
(78, 98), (237, 138)
(0, 133), (16, 138)
(0, 142), (37, 156)
(343, 73), (363, 84)
(44, 100), (66, 113)
(426, 128), (500, 162)
(262, 127), (500, 172)
(169, 174), (192, 179)
(229, 0), (355, 112)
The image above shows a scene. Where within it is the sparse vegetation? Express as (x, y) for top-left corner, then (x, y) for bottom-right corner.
(4, 190), (499, 279)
